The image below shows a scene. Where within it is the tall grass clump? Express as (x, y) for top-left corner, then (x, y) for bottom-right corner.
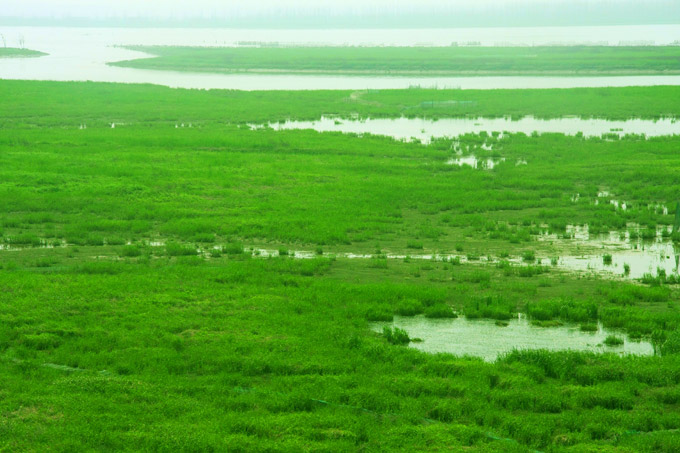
(382, 326), (411, 345)
(166, 242), (197, 256)
(424, 304), (458, 319)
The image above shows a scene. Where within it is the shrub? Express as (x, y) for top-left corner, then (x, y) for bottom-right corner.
(603, 254), (613, 265)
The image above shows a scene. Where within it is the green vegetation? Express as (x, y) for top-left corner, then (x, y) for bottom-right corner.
(112, 45), (680, 76)
(0, 48), (47, 58)
(604, 335), (625, 346)
(2, 80), (680, 451)
(580, 323), (598, 332)
(4, 80), (680, 124)
(382, 326), (411, 345)
(2, 82), (680, 249)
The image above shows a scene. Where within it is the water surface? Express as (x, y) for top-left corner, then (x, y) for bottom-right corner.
(372, 315), (654, 361)
(266, 116), (680, 143)
(2, 26), (680, 90)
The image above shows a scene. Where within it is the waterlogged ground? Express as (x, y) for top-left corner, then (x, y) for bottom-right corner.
(373, 315), (654, 361)
(264, 115), (680, 143)
(556, 238), (679, 279)
(2, 230), (677, 280)
(3, 82), (680, 451)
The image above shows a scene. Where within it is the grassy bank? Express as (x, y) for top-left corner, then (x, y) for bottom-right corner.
(2, 80), (680, 451)
(111, 45), (680, 76)
(2, 81), (680, 126)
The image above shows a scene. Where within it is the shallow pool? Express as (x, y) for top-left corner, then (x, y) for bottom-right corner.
(265, 116), (680, 143)
(372, 315), (654, 361)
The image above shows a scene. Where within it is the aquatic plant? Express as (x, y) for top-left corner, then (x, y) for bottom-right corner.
(382, 326), (411, 345)
(604, 335), (624, 346)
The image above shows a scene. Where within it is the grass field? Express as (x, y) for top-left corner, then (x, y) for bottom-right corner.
(0, 48), (47, 58)
(2, 80), (680, 451)
(111, 45), (680, 76)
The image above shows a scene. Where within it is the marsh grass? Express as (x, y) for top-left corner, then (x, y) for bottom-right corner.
(3, 80), (680, 452)
(395, 299), (424, 316)
(604, 335), (625, 346)
(424, 304), (458, 319)
(382, 326), (411, 345)
(120, 245), (142, 257)
(165, 242), (198, 256)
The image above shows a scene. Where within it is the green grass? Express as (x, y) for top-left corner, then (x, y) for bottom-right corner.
(112, 45), (680, 76)
(2, 79), (680, 451)
(0, 48), (47, 58)
(0, 85), (678, 250)
(3, 80), (680, 125)
(1, 256), (679, 451)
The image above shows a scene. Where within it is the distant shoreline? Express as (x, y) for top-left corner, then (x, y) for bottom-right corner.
(109, 45), (680, 78)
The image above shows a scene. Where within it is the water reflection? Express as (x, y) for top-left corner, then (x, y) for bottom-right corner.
(372, 315), (654, 361)
(544, 226), (680, 279)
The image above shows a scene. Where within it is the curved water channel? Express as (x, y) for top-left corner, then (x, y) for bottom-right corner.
(371, 315), (654, 361)
(2, 26), (680, 90)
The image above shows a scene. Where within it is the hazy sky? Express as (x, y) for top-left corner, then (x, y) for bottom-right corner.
(2, 0), (677, 27)
(2, 0), (668, 17)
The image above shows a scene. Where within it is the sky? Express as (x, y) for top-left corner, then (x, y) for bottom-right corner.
(2, 0), (678, 27)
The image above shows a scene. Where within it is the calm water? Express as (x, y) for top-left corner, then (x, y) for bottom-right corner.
(372, 315), (654, 361)
(2, 26), (680, 90)
(542, 225), (680, 279)
(265, 116), (680, 143)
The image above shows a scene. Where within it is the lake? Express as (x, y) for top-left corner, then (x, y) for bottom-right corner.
(2, 25), (680, 90)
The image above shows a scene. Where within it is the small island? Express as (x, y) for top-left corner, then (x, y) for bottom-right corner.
(0, 48), (48, 58)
